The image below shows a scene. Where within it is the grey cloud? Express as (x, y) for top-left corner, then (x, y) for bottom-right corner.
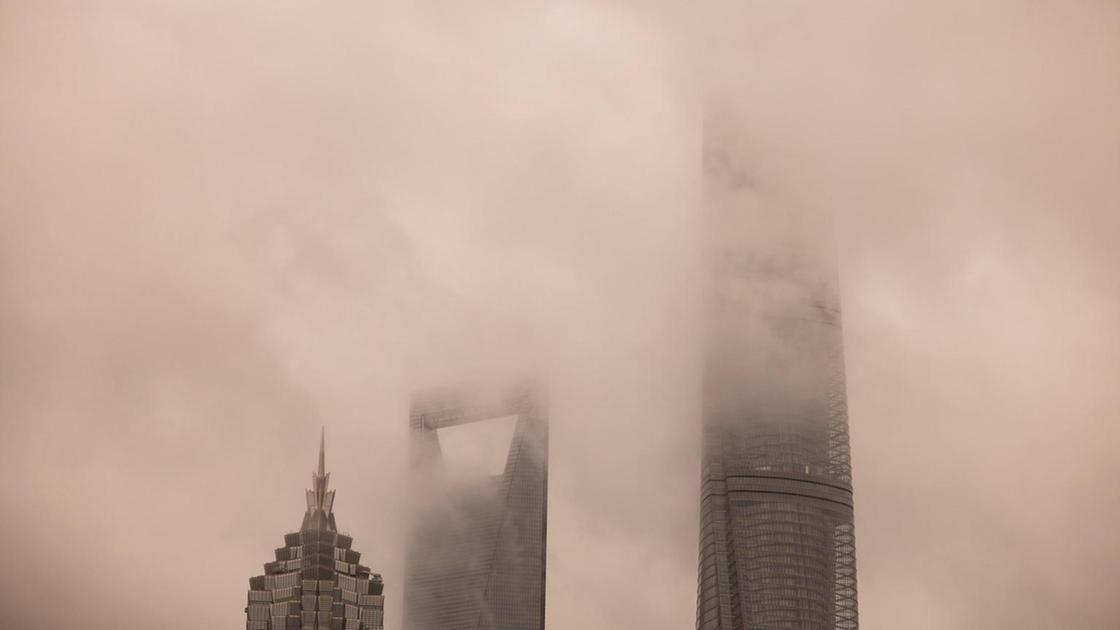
(1, 1), (1117, 629)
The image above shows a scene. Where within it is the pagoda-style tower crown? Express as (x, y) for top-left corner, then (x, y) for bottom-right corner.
(301, 427), (337, 532)
(246, 427), (386, 630)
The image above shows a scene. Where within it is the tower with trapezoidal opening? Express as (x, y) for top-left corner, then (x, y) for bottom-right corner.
(404, 381), (548, 630)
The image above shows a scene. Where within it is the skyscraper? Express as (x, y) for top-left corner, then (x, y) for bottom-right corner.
(246, 430), (386, 630)
(404, 382), (548, 630)
(697, 134), (859, 629)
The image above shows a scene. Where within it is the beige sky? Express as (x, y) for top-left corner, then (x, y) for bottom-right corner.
(1, 2), (1118, 629)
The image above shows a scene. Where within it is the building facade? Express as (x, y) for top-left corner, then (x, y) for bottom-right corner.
(404, 382), (548, 630)
(697, 136), (859, 630)
(246, 431), (386, 630)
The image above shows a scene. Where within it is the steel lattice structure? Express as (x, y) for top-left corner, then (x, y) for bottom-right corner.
(697, 139), (859, 630)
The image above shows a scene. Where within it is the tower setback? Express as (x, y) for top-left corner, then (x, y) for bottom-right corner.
(246, 431), (386, 630)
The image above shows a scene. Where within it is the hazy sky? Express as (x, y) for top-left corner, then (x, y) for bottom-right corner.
(1, 2), (1118, 629)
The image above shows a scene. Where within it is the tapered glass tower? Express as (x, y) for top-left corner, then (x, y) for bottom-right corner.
(404, 382), (548, 630)
(246, 431), (386, 630)
(697, 134), (858, 629)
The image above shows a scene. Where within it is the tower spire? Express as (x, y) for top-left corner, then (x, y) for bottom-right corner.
(319, 425), (326, 478)
(302, 426), (337, 531)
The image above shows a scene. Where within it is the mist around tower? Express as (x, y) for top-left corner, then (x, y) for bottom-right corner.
(1, 4), (1117, 630)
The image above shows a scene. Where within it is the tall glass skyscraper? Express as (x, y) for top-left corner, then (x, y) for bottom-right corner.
(404, 382), (548, 630)
(246, 431), (386, 630)
(697, 135), (859, 630)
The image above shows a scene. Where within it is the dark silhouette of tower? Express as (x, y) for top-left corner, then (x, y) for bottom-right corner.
(246, 430), (386, 630)
(404, 382), (548, 630)
(697, 134), (858, 630)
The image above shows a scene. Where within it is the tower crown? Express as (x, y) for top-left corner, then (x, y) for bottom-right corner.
(301, 427), (337, 532)
(246, 427), (385, 630)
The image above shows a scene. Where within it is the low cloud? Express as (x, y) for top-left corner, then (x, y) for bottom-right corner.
(0, 2), (1117, 629)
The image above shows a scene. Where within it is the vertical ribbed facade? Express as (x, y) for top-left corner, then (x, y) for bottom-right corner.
(404, 382), (548, 630)
(697, 135), (858, 630)
(246, 432), (386, 630)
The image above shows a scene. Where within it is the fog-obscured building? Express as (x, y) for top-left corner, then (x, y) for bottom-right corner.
(246, 431), (385, 630)
(697, 132), (859, 629)
(404, 382), (548, 630)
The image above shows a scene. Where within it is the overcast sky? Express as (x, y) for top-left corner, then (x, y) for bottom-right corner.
(1, 2), (1118, 629)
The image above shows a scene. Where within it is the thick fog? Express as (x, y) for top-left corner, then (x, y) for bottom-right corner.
(1, 2), (1117, 629)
